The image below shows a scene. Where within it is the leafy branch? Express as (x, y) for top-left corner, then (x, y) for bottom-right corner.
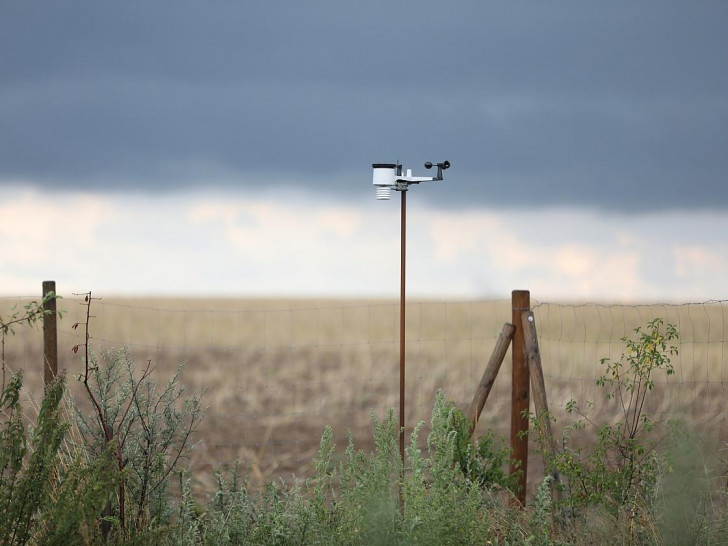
(1, 291), (62, 392)
(533, 318), (679, 526)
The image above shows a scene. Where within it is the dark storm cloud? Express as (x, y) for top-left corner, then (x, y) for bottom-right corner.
(1, 1), (727, 210)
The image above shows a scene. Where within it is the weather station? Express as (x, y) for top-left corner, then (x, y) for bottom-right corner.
(371, 160), (450, 464)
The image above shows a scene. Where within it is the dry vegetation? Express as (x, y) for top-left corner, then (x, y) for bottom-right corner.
(2, 294), (727, 499)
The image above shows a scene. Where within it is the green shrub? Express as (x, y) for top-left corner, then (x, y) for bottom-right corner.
(181, 396), (517, 545)
(198, 463), (253, 545)
(534, 318), (679, 540)
(38, 440), (119, 546)
(399, 393), (492, 545)
(73, 347), (205, 536)
(0, 372), (117, 546)
(335, 410), (402, 544)
(430, 392), (518, 494)
(0, 372), (69, 545)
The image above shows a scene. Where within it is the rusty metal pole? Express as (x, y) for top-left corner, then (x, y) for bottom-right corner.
(399, 189), (407, 466)
(42, 280), (58, 389)
(372, 161), (449, 469)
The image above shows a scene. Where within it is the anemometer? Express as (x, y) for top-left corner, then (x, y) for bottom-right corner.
(371, 161), (450, 200)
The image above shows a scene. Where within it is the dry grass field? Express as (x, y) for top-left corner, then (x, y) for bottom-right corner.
(2, 294), (727, 498)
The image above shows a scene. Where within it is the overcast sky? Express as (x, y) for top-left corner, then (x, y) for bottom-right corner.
(2, 2), (727, 301)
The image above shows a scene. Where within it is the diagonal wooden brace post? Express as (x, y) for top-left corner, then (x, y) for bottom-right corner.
(521, 310), (561, 499)
(467, 322), (515, 437)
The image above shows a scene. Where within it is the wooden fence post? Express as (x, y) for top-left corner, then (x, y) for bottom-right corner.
(521, 310), (561, 499)
(510, 290), (530, 505)
(42, 280), (58, 388)
(467, 322), (515, 436)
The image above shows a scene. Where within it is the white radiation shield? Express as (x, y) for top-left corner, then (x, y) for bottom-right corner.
(372, 163), (397, 200)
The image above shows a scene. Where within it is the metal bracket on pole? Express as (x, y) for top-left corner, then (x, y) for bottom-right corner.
(372, 161), (450, 200)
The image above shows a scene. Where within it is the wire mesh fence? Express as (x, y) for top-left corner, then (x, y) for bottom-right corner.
(2, 293), (726, 494)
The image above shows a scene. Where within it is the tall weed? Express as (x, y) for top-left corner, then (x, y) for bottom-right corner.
(0, 372), (116, 546)
(0, 373), (68, 545)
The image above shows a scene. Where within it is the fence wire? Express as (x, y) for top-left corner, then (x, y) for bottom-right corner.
(2, 294), (726, 491)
